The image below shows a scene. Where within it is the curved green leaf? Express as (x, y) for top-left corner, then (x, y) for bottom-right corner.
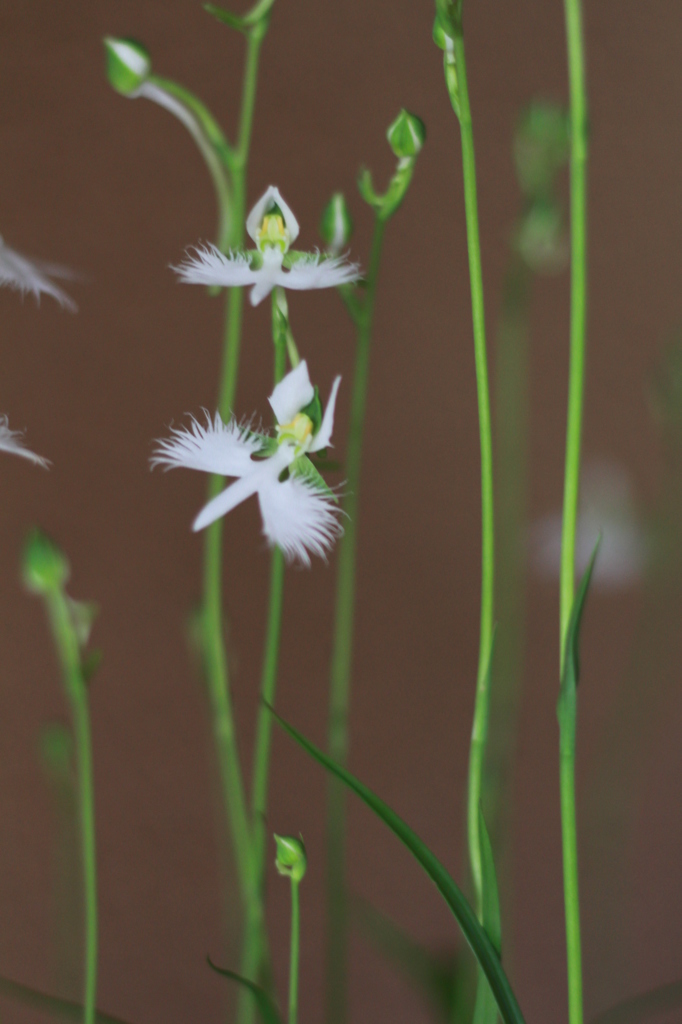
(207, 957), (282, 1024)
(0, 974), (132, 1024)
(269, 707), (526, 1024)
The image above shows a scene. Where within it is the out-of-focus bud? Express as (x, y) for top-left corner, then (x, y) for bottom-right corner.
(319, 193), (353, 255)
(103, 37), (151, 96)
(274, 834), (307, 883)
(432, 13), (453, 50)
(22, 529), (70, 595)
(514, 102), (569, 199)
(434, 0), (462, 37)
(387, 109), (426, 159)
(515, 201), (568, 273)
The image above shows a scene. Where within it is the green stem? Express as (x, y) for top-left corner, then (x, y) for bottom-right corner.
(200, 3), (266, 934)
(560, 1), (588, 1023)
(288, 880), (301, 1024)
(451, 24), (495, 916)
(45, 590), (97, 1024)
(325, 216), (385, 1024)
(236, 298), (289, 1018)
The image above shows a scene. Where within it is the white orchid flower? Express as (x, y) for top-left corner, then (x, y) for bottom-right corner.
(152, 360), (343, 566)
(0, 416), (48, 467)
(173, 186), (361, 306)
(0, 237), (76, 310)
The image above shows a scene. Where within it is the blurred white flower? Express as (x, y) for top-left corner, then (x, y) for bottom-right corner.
(173, 186), (361, 306)
(152, 360), (343, 566)
(0, 417), (48, 467)
(0, 237), (76, 310)
(532, 461), (648, 588)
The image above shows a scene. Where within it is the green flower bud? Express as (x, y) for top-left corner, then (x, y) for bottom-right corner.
(274, 834), (307, 883)
(319, 193), (353, 254)
(515, 201), (568, 273)
(432, 14), (454, 50)
(103, 37), (151, 96)
(386, 109), (426, 159)
(22, 529), (70, 595)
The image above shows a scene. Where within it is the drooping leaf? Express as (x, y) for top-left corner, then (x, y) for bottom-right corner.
(352, 893), (460, 1021)
(0, 974), (132, 1024)
(589, 977), (682, 1024)
(269, 707), (526, 1024)
(207, 957), (282, 1024)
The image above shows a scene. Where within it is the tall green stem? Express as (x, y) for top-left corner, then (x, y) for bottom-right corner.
(236, 296), (289, 1022)
(45, 590), (98, 1024)
(200, 9), (266, 921)
(450, 25), (495, 916)
(559, 2), (588, 1023)
(325, 216), (385, 1024)
(288, 879), (301, 1024)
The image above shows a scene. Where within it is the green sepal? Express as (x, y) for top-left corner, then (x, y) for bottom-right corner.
(557, 538), (601, 751)
(472, 808), (503, 1024)
(207, 958), (283, 1024)
(300, 385), (322, 434)
(148, 75), (234, 169)
(290, 456), (336, 500)
(387, 109), (426, 159)
(269, 707), (527, 1024)
(103, 37), (151, 95)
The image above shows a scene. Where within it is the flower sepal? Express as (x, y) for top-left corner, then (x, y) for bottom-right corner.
(319, 193), (353, 255)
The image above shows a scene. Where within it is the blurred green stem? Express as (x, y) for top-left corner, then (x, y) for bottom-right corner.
(326, 215), (386, 1024)
(200, 7), (266, 982)
(45, 589), (98, 1024)
(237, 294), (290, 1021)
(288, 878), (301, 1024)
(559, 1), (589, 1022)
(450, 22), (495, 917)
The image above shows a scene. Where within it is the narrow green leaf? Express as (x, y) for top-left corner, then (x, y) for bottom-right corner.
(207, 958), (283, 1024)
(204, 4), (246, 32)
(557, 537), (600, 745)
(472, 809), (502, 1024)
(269, 707), (526, 1024)
(0, 974), (132, 1024)
(589, 978), (682, 1024)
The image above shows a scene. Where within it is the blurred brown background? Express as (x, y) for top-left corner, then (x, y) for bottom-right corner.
(0, 1), (681, 1022)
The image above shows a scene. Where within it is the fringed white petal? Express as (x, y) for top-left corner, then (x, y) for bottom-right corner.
(151, 412), (263, 476)
(0, 240), (76, 310)
(269, 361), (314, 425)
(191, 445), (294, 532)
(310, 376), (341, 452)
(0, 416), (49, 467)
(246, 186), (300, 247)
(258, 473), (343, 567)
(172, 244), (260, 288)
(282, 253), (361, 292)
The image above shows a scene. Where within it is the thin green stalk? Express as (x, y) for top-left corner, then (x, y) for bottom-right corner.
(559, 3), (588, 1023)
(236, 296), (289, 1019)
(288, 879), (301, 1024)
(450, 24), (495, 916)
(325, 215), (385, 1024)
(45, 589), (98, 1024)
(200, 17), (267, 909)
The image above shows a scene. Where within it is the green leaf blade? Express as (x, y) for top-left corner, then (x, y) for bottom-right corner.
(270, 708), (526, 1024)
(207, 958), (283, 1024)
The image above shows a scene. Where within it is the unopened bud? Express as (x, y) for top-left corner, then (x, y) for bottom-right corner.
(387, 109), (426, 159)
(514, 102), (569, 198)
(22, 529), (70, 595)
(274, 834), (307, 883)
(319, 193), (353, 255)
(103, 37), (151, 96)
(432, 14), (454, 50)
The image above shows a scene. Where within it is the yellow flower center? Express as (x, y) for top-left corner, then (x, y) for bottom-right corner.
(277, 412), (314, 447)
(258, 213), (288, 253)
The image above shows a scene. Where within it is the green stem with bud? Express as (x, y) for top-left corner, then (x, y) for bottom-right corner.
(559, 1), (589, 1022)
(43, 588), (98, 1024)
(326, 215), (386, 1024)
